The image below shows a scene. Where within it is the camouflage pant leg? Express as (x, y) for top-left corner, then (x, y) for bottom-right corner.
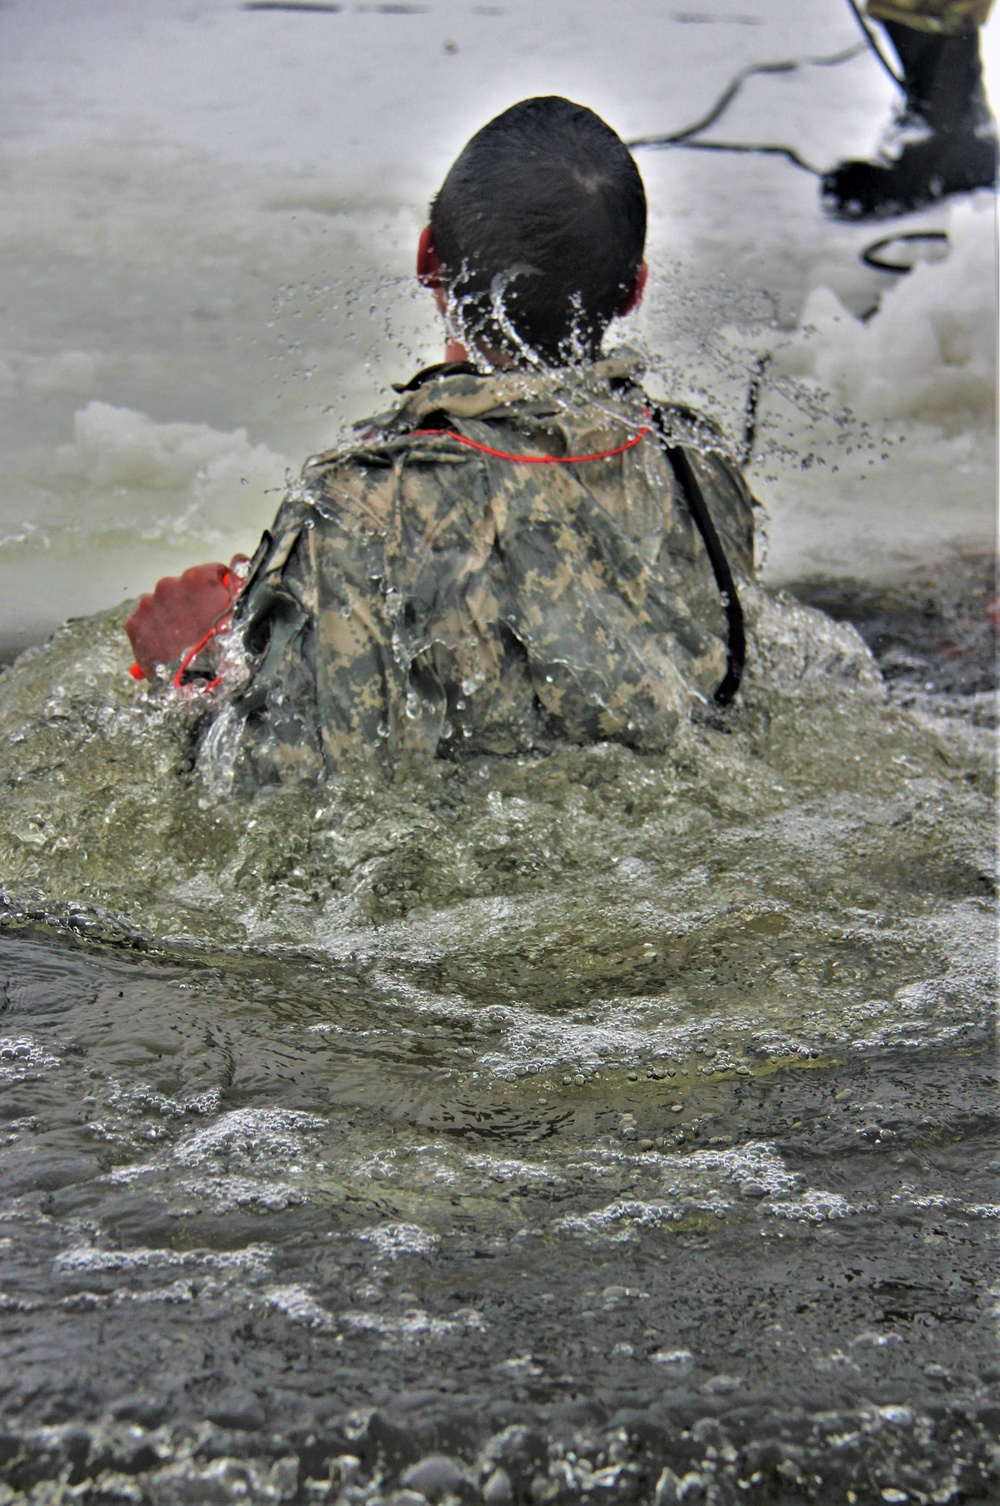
(865, 0), (993, 34)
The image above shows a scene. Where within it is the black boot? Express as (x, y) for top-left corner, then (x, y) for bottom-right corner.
(822, 23), (998, 219)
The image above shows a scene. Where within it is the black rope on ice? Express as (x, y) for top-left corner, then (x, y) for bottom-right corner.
(625, 36), (903, 177)
(662, 138), (822, 175)
(627, 44), (865, 151)
(861, 230), (949, 272)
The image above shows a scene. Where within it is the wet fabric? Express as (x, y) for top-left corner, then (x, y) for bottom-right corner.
(866, 0), (994, 34)
(224, 355), (756, 785)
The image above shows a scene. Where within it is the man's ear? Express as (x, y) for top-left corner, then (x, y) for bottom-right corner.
(616, 260), (648, 318)
(417, 225), (443, 289)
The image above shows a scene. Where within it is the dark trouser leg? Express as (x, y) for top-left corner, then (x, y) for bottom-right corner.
(882, 19), (987, 131)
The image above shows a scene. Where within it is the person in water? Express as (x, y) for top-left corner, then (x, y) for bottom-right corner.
(127, 95), (756, 785)
(823, 0), (997, 217)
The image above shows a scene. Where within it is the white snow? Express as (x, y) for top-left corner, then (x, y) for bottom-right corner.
(777, 201), (996, 429)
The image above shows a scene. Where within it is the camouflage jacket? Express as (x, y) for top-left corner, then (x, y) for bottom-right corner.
(221, 354), (756, 786)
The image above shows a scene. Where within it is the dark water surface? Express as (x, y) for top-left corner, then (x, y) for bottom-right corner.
(0, 558), (996, 1504)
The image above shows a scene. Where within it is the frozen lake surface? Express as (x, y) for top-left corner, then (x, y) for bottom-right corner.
(0, 3), (997, 1502)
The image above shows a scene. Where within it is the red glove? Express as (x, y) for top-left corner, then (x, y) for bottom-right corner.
(127, 561), (238, 683)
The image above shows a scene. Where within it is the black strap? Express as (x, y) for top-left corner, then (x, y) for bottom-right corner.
(650, 410), (746, 706)
(391, 360), (482, 394)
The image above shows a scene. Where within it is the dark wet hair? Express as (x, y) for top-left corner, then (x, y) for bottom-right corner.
(429, 96), (647, 364)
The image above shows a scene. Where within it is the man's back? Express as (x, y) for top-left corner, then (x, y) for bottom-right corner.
(126, 95), (757, 768)
(227, 354), (756, 787)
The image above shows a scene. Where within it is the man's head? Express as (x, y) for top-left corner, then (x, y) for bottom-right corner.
(419, 96), (647, 365)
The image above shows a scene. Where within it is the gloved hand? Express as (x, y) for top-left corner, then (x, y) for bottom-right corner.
(126, 559), (246, 683)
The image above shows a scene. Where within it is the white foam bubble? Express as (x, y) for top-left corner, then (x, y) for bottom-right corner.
(650, 1348), (694, 1367)
(464, 1154), (562, 1185)
(554, 1141), (817, 1238)
(264, 1283), (336, 1329)
(171, 1107), (325, 1167)
(355, 1223), (439, 1258)
(555, 1200), (692, 1242)
(55, 1243), (272, 1275)
(662, 1141), (800, 1199)
(0, 1035), (61, 1079)
(765, 1189), (857, 1221)
(341, 1306), (485, 1339)
(174, 1175), (306, 1212)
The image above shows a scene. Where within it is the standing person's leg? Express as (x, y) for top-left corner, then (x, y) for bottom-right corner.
(823, 0), (997, 217)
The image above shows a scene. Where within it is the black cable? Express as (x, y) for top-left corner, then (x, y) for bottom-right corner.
(665, 138), (821, 175)
(647, 408), (746, 707)
(844, 0), (904, 88)
(862, 230), (949, 272)
(627, 43), (865, 151)
(625, 33), (909, 177)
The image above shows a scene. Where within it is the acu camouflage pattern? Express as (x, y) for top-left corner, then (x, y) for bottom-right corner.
(225, 355), (756, 786)
(866, 0), (994, 31)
